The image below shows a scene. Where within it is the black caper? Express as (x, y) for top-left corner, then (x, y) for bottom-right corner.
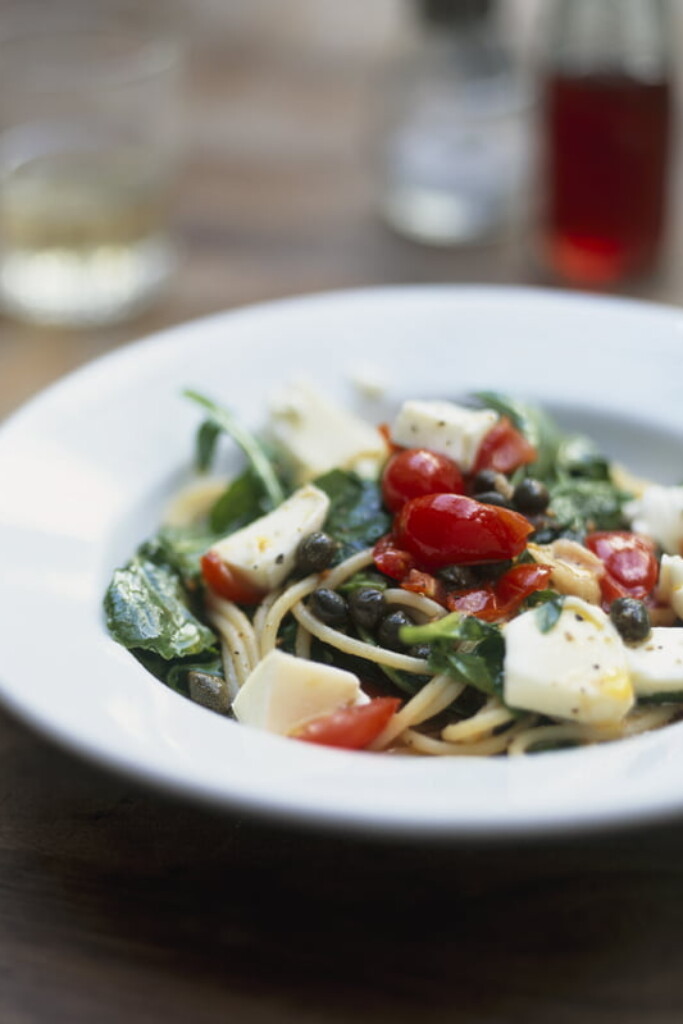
(438, 564), (478, 589)
(475, 490), (512, 509)
(409, 643), (432, 660)
(309, 588), (348, 627)
(348, 587), (386, 630)
(471, 469), (500, 494)
(513, 478), (551, 515)
(377, 609), (415, 650)
(610, 597), (651, 643)
(295, 531), (338, 574)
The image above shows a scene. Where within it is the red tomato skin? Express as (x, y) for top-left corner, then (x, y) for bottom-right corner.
(200, 550), (265, 605)
(472, 417), (537, 475)
(381, 448), (465, 512)
(394, 494), (533, 571)
(584, 531), (658, 601)
(443, 564), (552, 621)
(294, 697), (401, 750)
(373, 535), (415, 580)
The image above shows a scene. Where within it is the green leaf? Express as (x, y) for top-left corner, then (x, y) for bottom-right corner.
(549, 479), (630, 535)
(529, 591), (564, 633)
(401, 613), (505, 698)
(184, 390), (285, 509)
(104, 556), (217, 661)
(195, 420), (222, 472)
(555, 434), (611, 481)
(140, 526), (215, 586)
(314, 469), (391, 562)
(209, 467), (270, 534)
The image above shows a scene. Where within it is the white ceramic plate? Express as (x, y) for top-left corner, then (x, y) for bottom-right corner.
(3, 285), (683, 839)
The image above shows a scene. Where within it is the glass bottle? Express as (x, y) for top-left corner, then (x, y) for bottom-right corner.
(540, 0), (675, 286)
(378, 0), (532, 245)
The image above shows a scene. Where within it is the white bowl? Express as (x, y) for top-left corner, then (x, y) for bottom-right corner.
(2, 285), (683, 839)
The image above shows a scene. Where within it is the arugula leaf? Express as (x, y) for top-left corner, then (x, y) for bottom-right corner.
(209, 467), (271, 534)
(184, 390), (285, 509)
(104, 556), (217, 660)
(314, 469), (391, 562)
(401, 613), (505, 698)
(475, 391), (563, 482)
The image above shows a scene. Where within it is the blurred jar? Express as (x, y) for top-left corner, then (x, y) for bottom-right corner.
(378, 0), (533, 245)
(0, 1), (183, 327)
(540, 0), (674, 287)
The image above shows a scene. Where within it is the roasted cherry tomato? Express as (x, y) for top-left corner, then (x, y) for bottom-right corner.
(584, 531), (658, 603)
(394, 493), (533, 571)
(472, 417), (537, 475)
(294, 697), (401, 750)
(373, 535), (415, 580)
(381, 447), (465, 512)
(444, 563), (552, 621)
(200, 550), (265, 605)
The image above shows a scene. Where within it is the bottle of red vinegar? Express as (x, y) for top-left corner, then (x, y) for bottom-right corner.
(541, 0), (675, 287)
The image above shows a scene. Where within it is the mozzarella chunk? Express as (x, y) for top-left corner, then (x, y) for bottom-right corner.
(390, 400), (497, 471)
(625, 485), (683, 555)
(504, 596), (633, 725)
(232, 650), (365, 735)
(625, 628), (683, 698)
(269, 380), (388, 484)
(657, 554), (683, 619)
(209, 484), (329, 593)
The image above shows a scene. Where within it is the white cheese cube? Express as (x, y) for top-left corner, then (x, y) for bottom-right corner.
(269, 380), (388, 484)
(390, 400), (497, 471)
(504, 596), (633, 725)
(625, 627), (683, 698)
(209, 483), (329, 593)
(657, 554), (683, 619)
(625, 485), (683, 555)
(232, 649), (364, 735)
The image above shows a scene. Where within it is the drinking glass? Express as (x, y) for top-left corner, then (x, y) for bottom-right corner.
(0, 1), (182, 326)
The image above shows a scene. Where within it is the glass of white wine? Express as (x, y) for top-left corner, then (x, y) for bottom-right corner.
(0, 1), (182, 327)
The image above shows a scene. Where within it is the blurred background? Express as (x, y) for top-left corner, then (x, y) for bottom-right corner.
(1, 0), (681, 418)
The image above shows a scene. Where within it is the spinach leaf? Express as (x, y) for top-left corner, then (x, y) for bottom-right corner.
(314, 469), (391, 562)
(527, 591), (565, 633)
(401, 613), (505, 698)
(184, 390), (285, 509)
(104, 556), (217, 661)
(209, 467), (271, 534)
(549, 479), (630, 536)
(475, 391), (563, 482)
(555, 435), (611, 481)
(140, 526), (216, 587)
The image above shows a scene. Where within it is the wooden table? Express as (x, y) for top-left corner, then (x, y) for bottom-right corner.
(3, 31), (683, 1024)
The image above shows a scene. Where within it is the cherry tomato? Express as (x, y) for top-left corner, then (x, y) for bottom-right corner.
(200, 550), (265, 605)
(444, 563), (552, 621)
(373, 535), (415, 580)
(381, 448), (465, 512)
(400, 569), (448, 605)
(294, 697), (401, 750)
(472, 417), (537, 475)
(584, 531), (658, 601)
(394, 493), (533, 571)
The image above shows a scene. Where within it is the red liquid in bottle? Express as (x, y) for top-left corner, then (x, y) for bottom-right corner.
(544, 73), (672, 285)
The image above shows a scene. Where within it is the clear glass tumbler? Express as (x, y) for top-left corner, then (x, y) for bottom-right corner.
(0, 1), (182, 327)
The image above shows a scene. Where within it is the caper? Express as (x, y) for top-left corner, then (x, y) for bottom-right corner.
(610, 597), (651, 643)
(309, 588), (348, 627)
(295, 531), (338, 574)
(409, 643), (432, 661)
(513, 478), (551, 515)
(475, 490), (512, 509)
(377, 609), (415, 650)
(471, 469), (500, 494)
(348, 587), (386, 630)
(438, 564), (477, 589)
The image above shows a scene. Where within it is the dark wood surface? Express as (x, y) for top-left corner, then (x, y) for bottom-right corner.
(3, 28), (683, 1024)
